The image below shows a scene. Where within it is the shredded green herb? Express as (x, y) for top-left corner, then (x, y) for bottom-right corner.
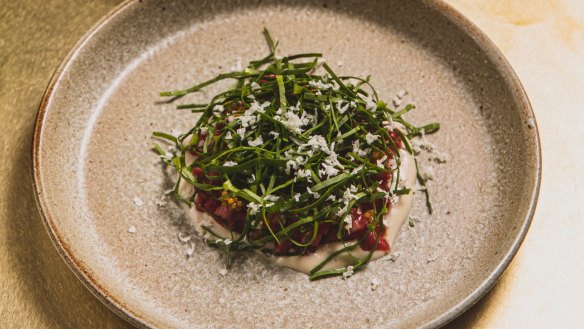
(154, 29), (439, 280)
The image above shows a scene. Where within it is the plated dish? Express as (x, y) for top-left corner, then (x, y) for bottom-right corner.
(155, 29), (440, 279)
(32, 0), (540, 328)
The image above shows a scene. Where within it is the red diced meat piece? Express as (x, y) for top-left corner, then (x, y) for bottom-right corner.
(350, 208), (369, 234)
(213, 203), (232, 220)
(360, 226), (390, 251)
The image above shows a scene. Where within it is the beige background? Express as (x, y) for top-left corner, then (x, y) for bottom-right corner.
(1, 0), (582, 328)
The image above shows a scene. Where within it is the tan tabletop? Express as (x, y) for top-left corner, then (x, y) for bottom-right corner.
(1, 0), (582, 328)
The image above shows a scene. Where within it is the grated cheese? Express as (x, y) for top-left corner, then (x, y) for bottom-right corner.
(365, 132), (379, 145)
(133, 197), (144, 207)
(247, 136), (264, 147)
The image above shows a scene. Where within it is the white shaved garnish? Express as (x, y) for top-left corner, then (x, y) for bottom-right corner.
(268, 131), (279, 138)
(360, 93), (377, 111)
(248, 136), (264, 147)
(335, 100), (350, 114)
(264, 195), (280, 202)
(308, 80), (334, 90)
(343, 214), (352, 230)
(351, 165), (363, 175)
(223, 238), (233, 245)
(370, 278), (381, 291)
(247, 202), (262, 215)
(224, 131), (233, 140)
(223, 161), (238, 167)
(343, 187), (357, 201)
(342, 266), (354, 279)
(297, 168), (312, 181)
(294, 193), (301, 202)
(249, 100), (270, 114)
(307, 187), (320, 199)
(250, 82), (261, 91)
(185, 243), (194, 257)
(365, 132), (379, 145)
(326, 195), (337, 201)
(213, 104), (224, 114)
(281, 111), (310, 133)
(390, 251), (402, 262)
(219, 268), (228, 276)
(376, 155), (388, 169)
(236, 127), (246, 139)
(133, 197), (144, 207)
(127, 226), (136, 234)
(319, 162), (339, 178)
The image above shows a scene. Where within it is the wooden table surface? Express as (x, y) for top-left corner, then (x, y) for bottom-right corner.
(1, 0), (583, 327)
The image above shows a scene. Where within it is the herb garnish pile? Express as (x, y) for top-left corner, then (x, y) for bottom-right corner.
(154, 29), (439, 280)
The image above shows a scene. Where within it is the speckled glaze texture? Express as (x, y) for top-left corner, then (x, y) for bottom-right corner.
(33, 0), (540, 328)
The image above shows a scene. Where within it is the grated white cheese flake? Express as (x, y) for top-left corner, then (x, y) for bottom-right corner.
(236, 127), (246, 139)
(376, 155), (388, 169)
(185, 243), (194, 257)
(250, 82), (261, 91)
(306, 187), (320, 199)
(223, 161), (238, 167)
(219, 268), (228, 276)
(351, 165), (363, 175)
(343, 214), (352, 230)
(293, 193), (301, 202)
(335, 100), (350, 114)
(248, 136), (264, 147)
(297, 168), (312, 181)
(319, 162), (339, 178)
(342, 266), (354, 279)
(224, 131), (233, 140)
(247, 202), (262, 215)
(365, 132), (380, 145)
(213, 104), (225, 115)
(127, 225), (136, 234)
(308, 80), (334, 90)
(360, 93), (377, 112)
(264, 195), (280, 202)
(133, 197), (144, 207)
(371, 278), (381, 290)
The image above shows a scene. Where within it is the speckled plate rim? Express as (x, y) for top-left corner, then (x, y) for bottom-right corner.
(31, 1), (541, 328)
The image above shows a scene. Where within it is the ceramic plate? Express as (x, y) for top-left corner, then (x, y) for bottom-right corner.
(33, 0), (540, 328)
